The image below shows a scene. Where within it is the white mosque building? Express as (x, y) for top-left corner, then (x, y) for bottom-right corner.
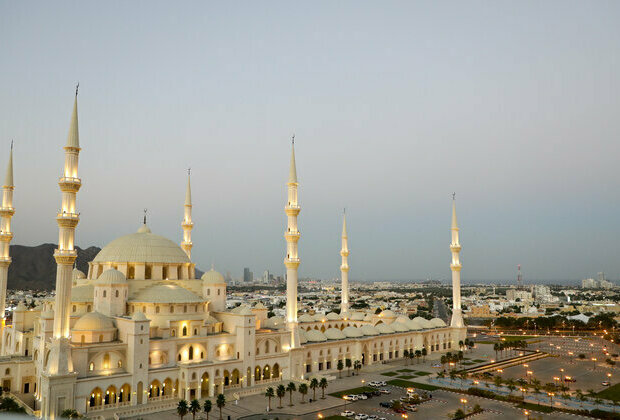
(0, 91), (466, 419)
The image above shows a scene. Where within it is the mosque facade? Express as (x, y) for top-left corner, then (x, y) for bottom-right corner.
(0, 92), (466, 419)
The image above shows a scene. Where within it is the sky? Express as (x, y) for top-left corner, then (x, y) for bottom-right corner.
(0, 1), (619, 283)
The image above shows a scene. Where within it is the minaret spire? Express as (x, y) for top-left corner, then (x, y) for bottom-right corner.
(181, 168), (194, 261)
(284, 136), (301, 348)
(48, 88), (83, 376)
(340, 209), (350, 316)
(0, 142), (15, 322)
(449, 194), (464, 328)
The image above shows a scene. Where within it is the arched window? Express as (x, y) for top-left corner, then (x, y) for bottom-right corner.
(217, 289), (221, 296)
(72, 305), (76, 312)
(89, 362), (94, 371)
(189, 346), (194, 360)
(99, 335), (103, 342)
(142, 306), (146, 313)
(171, 329), (176, 337)
(183, 305), (187, 313)
(178, 354), (181, 361)
(170, 306), (174, 313)
(207, 289), (211, 296)
(156, 306), (160, 314)
(193, 328), (197, 335)
(87, 305), (91, 312)
(265, 341), (270, 353)
(103, 290), (107, 298)
(118, 360), (123, 368)
(115, 290), (119, 298)
(5, 368), (10, 375)
(182, 326), (188, 336)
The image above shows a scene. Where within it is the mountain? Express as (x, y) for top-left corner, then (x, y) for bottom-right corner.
(7, 244), (101, 291)
(7, 244), (205, 291)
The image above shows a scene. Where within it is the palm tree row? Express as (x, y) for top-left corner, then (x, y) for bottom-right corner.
(440, 351), (464, 370)
(267, 378), (329, 409)
(492, 340), (527, 360)
(176, 395), (222, 420)
(402, 348), (428, 365)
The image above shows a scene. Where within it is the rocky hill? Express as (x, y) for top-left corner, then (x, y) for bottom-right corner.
(7, 244), (101, 291)
(6, 244), (205, 291)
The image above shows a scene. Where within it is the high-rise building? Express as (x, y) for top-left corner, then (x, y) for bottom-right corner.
(582, 278), (598, 288)
(243, 267), (252, 283)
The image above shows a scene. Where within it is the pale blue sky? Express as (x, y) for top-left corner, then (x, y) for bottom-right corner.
(1, 1), (619, 282)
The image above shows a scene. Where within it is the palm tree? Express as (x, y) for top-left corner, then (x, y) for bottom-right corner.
(299, 383), (308, 403)
(203, 400), (212, 420)
(276, 385), (286, 408)
(265, 387), (274, 411)
(286, 382), (296, 406)
(216, 394), (226, 420)
(337, 360), (344, 378)
(493, 343), (500, 360)
(459, 371), (468, 388)
(346, 358), (352, 376)
(189, 399), (201, 420)
(409, 350), (415, 365)
(449, 370), (457, 383)
(422, 347), (427, 362)
(354, 360), (362, 374)
(506, 379), (516, 396)
(415, 350), (422, 364)
(403, 350), (409, 364)
(319, 378), (328, 399)
(440, 355), (447, 370)
(494, 376), (503, 388)
(177, 400), (189, 420)
(309, 378), (318, 401)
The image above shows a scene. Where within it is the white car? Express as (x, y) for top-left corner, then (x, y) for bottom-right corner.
(602, 381), (611, 386)
(341, 411), (355, 417)
(344, 395), (358, 401)
(379, 389), (391, 394)
(356, 394), (368, 400)
(379, 381), (387, 386)
(354, 415), (368, 420)
(368, 381), (380, 387)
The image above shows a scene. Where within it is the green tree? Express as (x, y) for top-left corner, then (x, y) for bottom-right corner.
(319, 378), (328, 399)
(216, 394), (226, 420)
(309, 378), (319, 401)
(345, 358), (352, 376)
(354, 360), (362, 374)
(60, 409), (82, 418)
(494, 376), (503, 388)
(276, 384), (286, 408)
(265, 387), (274, 411)
(337, 360), (344, 378)
(421, 347), (427, 362)
(177, 400), (189, 420)
(189, 399), (201, 420)
(493, 343), (500, 360)
(203, 400), (212, 420)
(298, 383), (308, 403)
(403, 349), (409, 364)
(415, 350), (422, 364)
(286, 382), (296, 406)
(454, 408), (466, 419)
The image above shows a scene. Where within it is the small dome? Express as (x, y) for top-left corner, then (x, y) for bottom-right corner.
(72, 268), (86, 280)
(396, 315), (410, 323)
(298, 314), (314, 323)
(325, 327), (346, 340)
(376, 323), (395, 334)
(73, 311), (115, 331)
(430, 318), (447, 328)
(360, 325), (380, 336)
(95, 268), (127, 285)
(391, 321), (410, 332)
(306, 329), (327, 342)
(239, 306), (253, 316)
(350, 312), (365, 321)
(253, 302), (267, 310)
(406, 318), (423, 330)
(381, 310), (396, 317)
(263, 316), (285, 329)
(15, 302), (27, 311)
(326, 312), (341, 320)
(298, 328), (308, 344)
(132, 311), (148, 321)
(412, 317), (433, 329)
(231, 304), (250, 314)
(202, 268), (226, 284)
(342, 326), (364, 338)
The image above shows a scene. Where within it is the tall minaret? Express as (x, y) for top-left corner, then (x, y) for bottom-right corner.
(284, 136), (300, 348)
(0, 143), (15, 322)
(450, 194), (464, 328)
(340, 210), (350, 316)
(181, 168), (193, 260)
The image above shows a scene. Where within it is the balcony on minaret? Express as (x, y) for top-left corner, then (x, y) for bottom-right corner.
(0, 232), (13, 242)
(285, 228), (300, 241)
(58, 176), (82, 192)
(284, 256), (300, 266)
(0, 207), (15, 217)
(340, 263), (349, 271)
(285, 204), (300, 216)
(450, 262), (462, 271)
(340, 249), (349, 257)
(0, 256), (11, 265)
(450, 243), (461, 252)
(182, 220), (194, 228)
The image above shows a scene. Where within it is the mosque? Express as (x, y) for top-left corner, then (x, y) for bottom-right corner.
(0, 91), (466, 419)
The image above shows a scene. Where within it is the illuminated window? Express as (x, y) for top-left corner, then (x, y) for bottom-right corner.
(89, 362), (94, 371)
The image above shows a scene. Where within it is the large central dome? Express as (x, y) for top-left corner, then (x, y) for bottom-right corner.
(93, 224), (190, 264)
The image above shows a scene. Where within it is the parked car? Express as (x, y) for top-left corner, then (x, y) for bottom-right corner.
(367, 416), (378, 420)
(354, 414), (368, 420)
(379, 402), (392, 408)
(344, 395), (358, 401)
(405, 405), (418, 412)
(372, 390), (382, 396)
(393, 408), (407, 414)
(379, 389), (391, 394)
(602, 381), (611, 386)
(378, 381), (387, 386)
(357, 394), (368, 400)
(341, 411), (355, 417)
(362, 392), (374, 398)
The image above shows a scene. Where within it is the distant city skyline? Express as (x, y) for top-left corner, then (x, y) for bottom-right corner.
(1, 2), (619, 282)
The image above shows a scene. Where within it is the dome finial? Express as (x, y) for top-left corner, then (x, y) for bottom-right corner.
(143, 208), (147, 225)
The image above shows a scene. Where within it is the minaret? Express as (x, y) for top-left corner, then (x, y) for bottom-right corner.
(340, 210), (350, 316)
(284, 136), (300, 347)
(49, 87), (82, 371)
(181, 168), (193, 259)
(449, 194), (464, 328)
(0, 143), (15, 322)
